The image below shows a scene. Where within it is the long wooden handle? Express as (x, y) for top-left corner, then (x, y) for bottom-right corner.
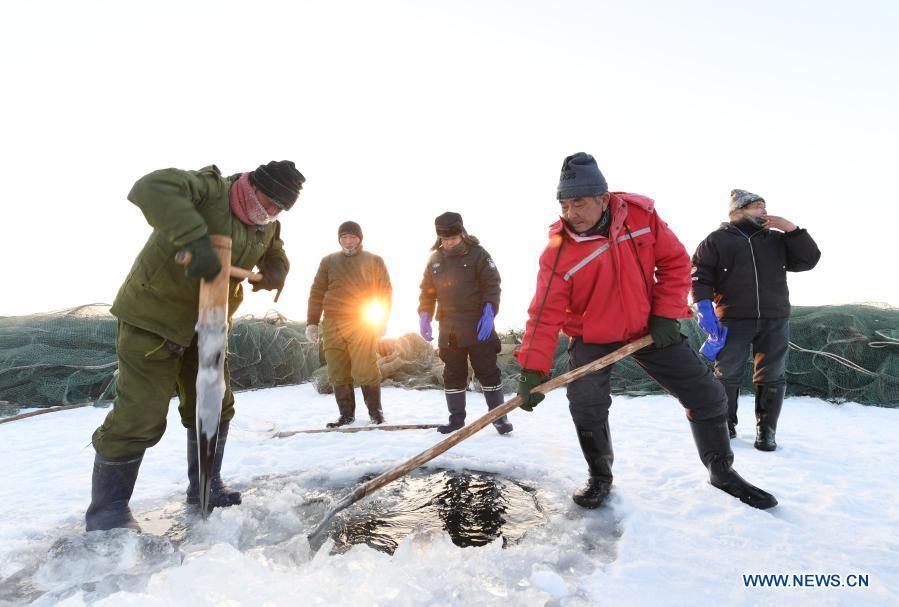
(275, 423), (440, 438)
(357, 335), (653, 499)
(307, 335), (653, 545)
(0, 402), (92, 425)
(175, 249), (262, 283)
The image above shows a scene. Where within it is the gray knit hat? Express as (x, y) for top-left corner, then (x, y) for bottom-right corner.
(729, 189), (764, 212)
(557, 152), (608, 200)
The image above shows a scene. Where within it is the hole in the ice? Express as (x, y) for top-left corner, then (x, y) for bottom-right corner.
(329, 469), (546, 555)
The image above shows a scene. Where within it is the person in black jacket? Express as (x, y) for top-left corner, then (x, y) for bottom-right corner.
(691, 189), (821, 450)
(418, 212), (512, 435)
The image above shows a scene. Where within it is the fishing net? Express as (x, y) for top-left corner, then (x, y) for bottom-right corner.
(1, 304), (896, 415)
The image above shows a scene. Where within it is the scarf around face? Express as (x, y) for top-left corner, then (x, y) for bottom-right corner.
(230, 172), (276, 226)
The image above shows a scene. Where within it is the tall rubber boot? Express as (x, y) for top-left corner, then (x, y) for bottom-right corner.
(724, 384), (740, 438)
(484, 387), (513, 434)
(689, 416), (778, 509)
(754, 384), (785, 452)
(187, 420), (242, 508)
(327, 384), (356, 428)
(572, 421), (614, 508)
(437, 390), (466, 434)
(361, 384), (385, 425)
(85, 451), (144, 532)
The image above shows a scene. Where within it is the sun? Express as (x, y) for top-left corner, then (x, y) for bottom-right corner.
(365, 301), (386, 326)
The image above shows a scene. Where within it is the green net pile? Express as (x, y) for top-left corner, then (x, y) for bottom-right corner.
(1, 304), (896, 415)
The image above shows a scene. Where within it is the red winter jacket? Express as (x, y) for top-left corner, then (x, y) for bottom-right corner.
(514, 192), (693, 374)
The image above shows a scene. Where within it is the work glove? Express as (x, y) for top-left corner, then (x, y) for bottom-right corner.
(419, 312), (433, 342)
(251, 256), (287, 292)
(305, 324), (321, 343)
(700, 326), (729, 360)
(648, 315), (682, 348)
(183, 235), (222, 281)
(517, 369), (545, 411)
(695, 299), (723, 337)
(476, 303), (495, 342)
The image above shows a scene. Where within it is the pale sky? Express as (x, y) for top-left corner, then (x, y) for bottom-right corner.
(2, 0), (897, 336)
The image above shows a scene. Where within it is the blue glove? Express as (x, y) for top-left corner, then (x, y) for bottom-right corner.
(419, 312), (433, 342)
(695, 299), (722, 337)
(476, 303), (495, 342)
(700, 325), (729, 360)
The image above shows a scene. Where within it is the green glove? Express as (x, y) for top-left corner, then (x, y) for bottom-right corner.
(517, 369), (546, 411)
(649, 314), (682, 348)
(183, 235), (222, 281)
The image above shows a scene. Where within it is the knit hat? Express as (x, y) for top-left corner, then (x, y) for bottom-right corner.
(338, 221), (363, 241)
(729, 189), (764, 212)
(248, 160), (305, 210)
(435, 211), (464, 237)
(557, 152), (608, 200)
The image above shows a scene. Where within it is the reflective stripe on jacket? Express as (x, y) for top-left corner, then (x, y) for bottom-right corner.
(514, 192), (692, 374)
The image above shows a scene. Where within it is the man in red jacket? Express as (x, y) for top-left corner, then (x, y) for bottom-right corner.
(515, 152), (777, 510)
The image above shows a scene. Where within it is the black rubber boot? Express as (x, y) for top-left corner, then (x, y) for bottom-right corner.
(362, 384), (385, 425)
(572, 421), (614, 508)
(438, 391), (466, 434)
(690, 416), (778, 510)
(724, 384), (740, 438)
(85, 451), (144, 532)
(754, 384), (785, 452)
(327, 384), (356, 428)
(484, 388), (513, 435)
(187, 420), (242, 508)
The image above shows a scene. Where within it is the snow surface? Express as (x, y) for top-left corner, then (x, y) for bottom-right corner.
(1, 385), (898, 606)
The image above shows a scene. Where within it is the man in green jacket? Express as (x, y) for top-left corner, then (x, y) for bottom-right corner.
(86, 161), (305, 532)
(306, 221), (392, 427)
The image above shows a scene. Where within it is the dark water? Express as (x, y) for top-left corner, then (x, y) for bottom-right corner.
(331, 469), (545, 555)
(0, 470), (553, 604)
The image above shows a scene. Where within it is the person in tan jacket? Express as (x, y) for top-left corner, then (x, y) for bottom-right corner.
(306, 221), (392, 427)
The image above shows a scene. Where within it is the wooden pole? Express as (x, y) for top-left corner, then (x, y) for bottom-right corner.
(175, 249), (262, 283)
(306, 334), (653, 546)
(0, 402), (93, 425)
(194, 234), (232, 518)
(275, 423), (440, 438)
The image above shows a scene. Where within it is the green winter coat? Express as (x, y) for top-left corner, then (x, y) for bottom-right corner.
(110, 165), (290, 346)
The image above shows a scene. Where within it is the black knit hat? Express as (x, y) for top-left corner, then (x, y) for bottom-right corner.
(729, 189), (764, 212)
(435, 211), (464, 237)
(338, 221), (363, 241)
(248, 160), (305, 210)
(557, 152), (608, 200)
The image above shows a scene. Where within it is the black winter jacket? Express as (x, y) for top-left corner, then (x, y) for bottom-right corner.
(418, 236), (501, 348)
(691, 222), (820, 320)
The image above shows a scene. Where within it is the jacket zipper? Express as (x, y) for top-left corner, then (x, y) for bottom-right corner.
(731, 225), (762, 319)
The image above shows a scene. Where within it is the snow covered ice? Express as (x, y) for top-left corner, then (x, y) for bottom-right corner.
(1, 384), (898, 605)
